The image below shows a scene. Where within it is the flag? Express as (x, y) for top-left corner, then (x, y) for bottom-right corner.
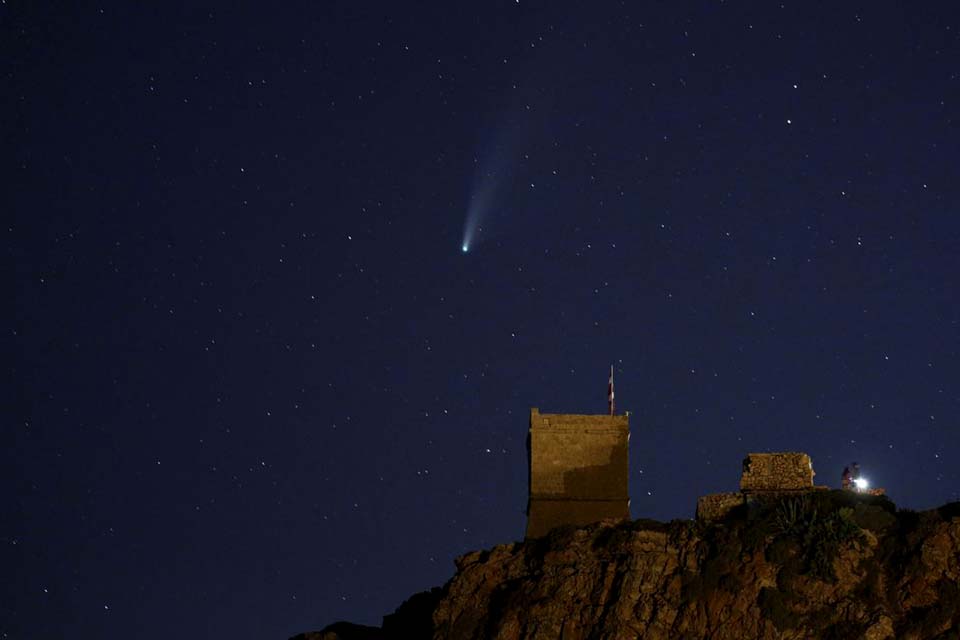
(607, 365), (615, 416)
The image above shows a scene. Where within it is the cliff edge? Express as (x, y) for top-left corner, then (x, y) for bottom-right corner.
(296, 491), (960, 640)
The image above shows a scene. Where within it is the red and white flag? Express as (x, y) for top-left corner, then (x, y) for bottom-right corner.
(607, 365), (615, 416)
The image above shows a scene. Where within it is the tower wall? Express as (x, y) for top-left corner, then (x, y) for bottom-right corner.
(526, 408), (629, 538)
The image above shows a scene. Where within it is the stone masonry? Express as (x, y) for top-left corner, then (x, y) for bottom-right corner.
(526, 408), (629, 538)
(739, 452), (815, 492)
(695, 491), (745, 521)
(697, 452), (821, 521)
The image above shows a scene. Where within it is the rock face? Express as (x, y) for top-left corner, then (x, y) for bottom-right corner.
(300, 493), (960, 640)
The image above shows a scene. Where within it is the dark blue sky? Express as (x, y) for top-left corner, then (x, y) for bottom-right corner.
(5, 2), (960, 638)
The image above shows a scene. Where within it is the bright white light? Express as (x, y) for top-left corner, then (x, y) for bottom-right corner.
(854, 477), (869, 490)
(461, 244), (469, 253)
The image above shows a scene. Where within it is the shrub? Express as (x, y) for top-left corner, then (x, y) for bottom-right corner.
(803, 506), (864, 581)
(774, 495), (810, 537)
(765, 493), (865, 582)
(852, 504), (896, 531)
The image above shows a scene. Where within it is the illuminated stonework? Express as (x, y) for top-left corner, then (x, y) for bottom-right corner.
(525, 408), (630, 539)
(697, 452), (826, 521)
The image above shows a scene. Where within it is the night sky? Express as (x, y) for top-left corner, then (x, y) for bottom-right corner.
(5, 2), (960, 638)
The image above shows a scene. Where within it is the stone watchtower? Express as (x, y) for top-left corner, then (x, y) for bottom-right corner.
(525, 408), (630, 539)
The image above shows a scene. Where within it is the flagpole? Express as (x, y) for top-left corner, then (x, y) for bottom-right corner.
(608, 365), (615, 416)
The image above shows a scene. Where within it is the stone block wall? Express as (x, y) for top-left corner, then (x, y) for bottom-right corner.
(739, 452), (815, 493)
(526, 408), (629, 538)
(695, 492), (745, 521)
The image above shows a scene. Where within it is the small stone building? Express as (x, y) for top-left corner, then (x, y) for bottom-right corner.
(696, 451), (821, 521)
(740, 452), (816, 493)
(525, 408), (630, 538)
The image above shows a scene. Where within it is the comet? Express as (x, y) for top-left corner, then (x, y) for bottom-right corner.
(461, 176), (493, 254)
(461, 125), (523, 254)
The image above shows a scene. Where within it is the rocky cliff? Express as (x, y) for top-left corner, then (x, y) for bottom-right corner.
(296, 491), (960, 640)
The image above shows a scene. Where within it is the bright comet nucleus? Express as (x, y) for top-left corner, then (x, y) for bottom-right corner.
(461, 165), (498, 255)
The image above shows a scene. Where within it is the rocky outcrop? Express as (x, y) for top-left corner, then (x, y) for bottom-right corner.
(298, 493), (960, 640)
(290, 622), (383, 640)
